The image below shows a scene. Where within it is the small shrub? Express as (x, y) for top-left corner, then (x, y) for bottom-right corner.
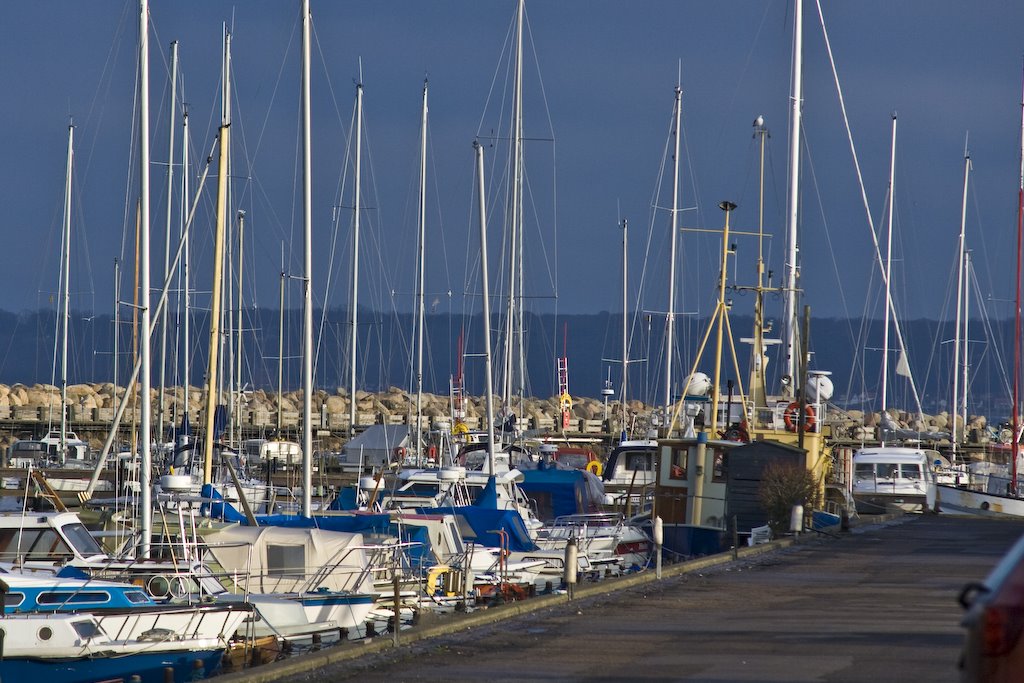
(758, 461), (817, 535)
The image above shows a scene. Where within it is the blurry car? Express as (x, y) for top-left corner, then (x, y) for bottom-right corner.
(959, 532), (1024, 682)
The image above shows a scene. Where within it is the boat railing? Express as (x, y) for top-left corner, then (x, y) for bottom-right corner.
(547, 512), (625, 531)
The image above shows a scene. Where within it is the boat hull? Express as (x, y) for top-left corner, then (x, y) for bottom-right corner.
(0, 649), (224, 683)
(853, 492), (931, 514)
(937, 485), (1024, 517)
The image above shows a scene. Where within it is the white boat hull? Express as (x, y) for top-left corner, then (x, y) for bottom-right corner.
(937, 484), (1024, 517)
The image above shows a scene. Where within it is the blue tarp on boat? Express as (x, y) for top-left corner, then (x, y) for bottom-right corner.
(473, 476), (499, 509)
(200, 484), (391, 535)
(422, 505), (537, 552)
(518, 468), (603, 521)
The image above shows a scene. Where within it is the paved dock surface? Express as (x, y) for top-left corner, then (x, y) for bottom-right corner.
(289, 514), (1023, 682)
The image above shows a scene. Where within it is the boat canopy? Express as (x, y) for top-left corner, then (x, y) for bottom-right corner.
(422, 505), (537, 553)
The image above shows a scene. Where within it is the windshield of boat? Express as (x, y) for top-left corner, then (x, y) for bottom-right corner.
(855, 462), (924, 481)
(62, 522), (104, 557)
(556, 453), (589, 469)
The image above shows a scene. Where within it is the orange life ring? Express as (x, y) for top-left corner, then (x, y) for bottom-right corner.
(783, 403), (816, 432)
(394, 446), (407, 460)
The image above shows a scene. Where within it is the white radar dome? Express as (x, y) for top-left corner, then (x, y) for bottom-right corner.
(685, 372), (711, 397)
(805, 374), (834, 403)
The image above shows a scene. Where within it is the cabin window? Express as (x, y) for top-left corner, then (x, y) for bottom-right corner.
(4, 592), (23, 608)
(0, 529), (75, 562)
(453, 516), (477, 542)
(900, 464), (922, 479)
(71, 620), (102, 640)
(62, 523), (103, 557)
(529, 491), (555, 522)
(854, 463), (874, 479)
(669, 449), (687, 480)
(38, 591), (110, 605)
(403, 483), (443, 497)
(267, 545), (306, 578)
(712, 451), (726, 482)
(125, 590), (150, 604)
(447, 523), (464, 554)
(626, 451), (653, 472)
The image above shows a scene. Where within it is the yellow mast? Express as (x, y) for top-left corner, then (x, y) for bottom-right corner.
(202, 124), (230, 485)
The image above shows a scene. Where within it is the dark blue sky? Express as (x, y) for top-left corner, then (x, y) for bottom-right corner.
(3, 0), (1023, 330)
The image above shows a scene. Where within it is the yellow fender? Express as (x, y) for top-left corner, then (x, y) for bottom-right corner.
(426, 564), (453, 597)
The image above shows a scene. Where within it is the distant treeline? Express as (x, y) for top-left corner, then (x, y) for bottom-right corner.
(2, 308), (1012, 419)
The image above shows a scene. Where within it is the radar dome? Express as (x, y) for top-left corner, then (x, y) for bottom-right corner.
(685, 372), (712, 397)
(805, 374), (834, 403)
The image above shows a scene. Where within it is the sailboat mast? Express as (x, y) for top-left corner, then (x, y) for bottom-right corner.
(782, 0), (803, 397)
(159, 41), (178, 448)
(664, 85), (682, 423)
(301, 0), (314, 517)
(223, 30), (234, 446)
(202, 27), (232, 487)
(952, 150), (970, 452)
(502, 0), (525, 414)
(137, 0), (153, 558)
(1013, 62), (1024, 492)
(236, 208), (245, 448)
(880, 114), (896, 442)
(60, 123), (74, 465)
(347, 82), (364, 438)
(475, 141), (497, 474)
(414, 81), (429, 464)
(962, 251), (971, 434)
(278, 252), (285, 437)
(749, 117), (769, 410)
(621, 218), (628, 408)
(113, 258), (120, 403)
(181, 109), (190, 421)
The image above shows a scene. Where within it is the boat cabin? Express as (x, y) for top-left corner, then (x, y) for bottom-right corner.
(39, 431), (89, 461)
(601, 440), (658, 507)
(852, 447), (937, 514)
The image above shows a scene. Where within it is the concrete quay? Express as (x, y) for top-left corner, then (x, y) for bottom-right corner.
(218, 513), (1024, 683)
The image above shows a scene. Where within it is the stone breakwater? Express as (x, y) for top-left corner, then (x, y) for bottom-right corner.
(0, 382), (997, 450)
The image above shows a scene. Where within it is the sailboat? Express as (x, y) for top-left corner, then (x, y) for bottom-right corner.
(935, 67), (1024, 516)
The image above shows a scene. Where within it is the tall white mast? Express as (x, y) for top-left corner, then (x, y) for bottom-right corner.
(475, 141), (497, 475)
(952, 150), (970, 452)
(300, 0), (314, 517)
(236, 208), (246, 448)
(347, 81), (364, 438)
(621, 218), (628, 407)
(880, 114), (896, 444)
(223, 29), (234, 446)
(961, 251), (971, 434)
(781, 0), (803, 396)
(414, 81), (429, 464)
(138, 0), (153, 557)
(59, 123), (74, 465)
(664, 85), (682, 423)
(159, 41), (178, 446)
(113, 258), (120, 408)
(502, 0), (525, 416)
(181, 109), (190, 429)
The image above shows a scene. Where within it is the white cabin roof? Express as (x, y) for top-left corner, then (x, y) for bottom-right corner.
(853, 447), (934, 464)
